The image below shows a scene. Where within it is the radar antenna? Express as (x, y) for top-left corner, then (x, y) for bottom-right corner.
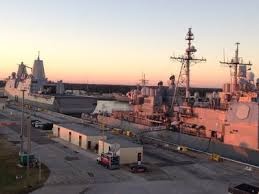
(170, 28), (206, 100)
(220, 42), (252, 93)
(139, 73), (148, 87)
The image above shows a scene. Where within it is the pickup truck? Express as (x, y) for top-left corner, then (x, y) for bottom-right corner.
(97, 152), (120, 170)
(228, 183), (259, 194)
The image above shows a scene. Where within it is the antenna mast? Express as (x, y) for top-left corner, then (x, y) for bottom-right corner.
(220, 42), (252, 93)
(140, 73), (148, 87)
(170, 28), (206, 100)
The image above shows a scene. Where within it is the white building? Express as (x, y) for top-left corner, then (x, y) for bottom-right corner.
(53, 123), (106, 150)
(98, 138), (143, 164)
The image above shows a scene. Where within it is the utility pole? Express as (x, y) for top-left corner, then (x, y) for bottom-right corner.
(220, 43), (252, 94)
(102, 125), (105, 153)
(20, 89), (26, 154)
(27, 116), (31, 153)
(170, 28), (206, 100)
(101, 106), (105, 154)
(38, 155), (41, 182)
(26, 116), (31, 187)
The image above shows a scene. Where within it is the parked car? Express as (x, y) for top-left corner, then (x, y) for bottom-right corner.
(129, 164), (147, 173)
(31, 120), (53, 130)
(228, 183), (259, 194)
(31, 120), (41, 128)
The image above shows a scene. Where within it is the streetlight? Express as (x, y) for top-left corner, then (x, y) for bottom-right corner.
(26, 115), (31, 187)
(101, 104), (105, 153)
(20, 89), (26, 154)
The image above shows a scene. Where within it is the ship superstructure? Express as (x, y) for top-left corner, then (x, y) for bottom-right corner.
(98, 29), (259, 153)
(4, 54), (97, 114)
(181, 41), (258, 151)
(170, 28), (206, 100)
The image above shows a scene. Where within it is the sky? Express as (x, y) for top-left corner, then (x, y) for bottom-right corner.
(0, 0), (258, 87)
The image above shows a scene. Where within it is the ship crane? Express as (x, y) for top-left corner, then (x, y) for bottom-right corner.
(24, 64), (32, 70)
(17, 62), (32, 70)
(220, 42), (252, 93)
(17, 62), (32, 80)
(170, 28), (206, 105)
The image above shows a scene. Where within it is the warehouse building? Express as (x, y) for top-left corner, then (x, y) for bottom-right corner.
(53, 123), (106, 150)
(98, 138), (143, 164)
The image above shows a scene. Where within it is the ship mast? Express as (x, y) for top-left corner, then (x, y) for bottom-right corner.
(220, 43), (252, 93)
(140, 73), (148, 87)
(170, 28), (206, 100)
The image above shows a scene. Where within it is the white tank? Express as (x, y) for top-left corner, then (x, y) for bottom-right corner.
(133, 93), (137, 103)
(154, 89), (157, 96)
(141, 87), (149, 96)
(149, 88), (155, 96)
(194, 92), (199, 98)
(212, 91), (217, 98)
(223, 83), (231, 93)
(247, 72), (254, 82)
(141, 87), (145, 96)
(56, 80), (65, 94)
(146, 87), (150, 96)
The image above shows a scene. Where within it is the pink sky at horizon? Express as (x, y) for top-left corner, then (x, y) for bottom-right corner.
(0, 1), (258, 88)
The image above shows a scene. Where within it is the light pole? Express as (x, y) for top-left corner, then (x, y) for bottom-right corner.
(101, 105), (105, 154)
(20, 89), (26, 154)
(102, 128), (105, 154)
(26, 115), (31, 187)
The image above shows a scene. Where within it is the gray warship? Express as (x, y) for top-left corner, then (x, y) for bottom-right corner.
(96, 28), (259, 166)
(4, 54), (97, 115)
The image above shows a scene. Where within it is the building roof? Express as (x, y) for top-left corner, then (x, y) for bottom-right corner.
(102, 137), (142, 148)
(56, 123), (103, 136)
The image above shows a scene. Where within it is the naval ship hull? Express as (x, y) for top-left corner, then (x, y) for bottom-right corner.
(5, 89), (97, 115)
(145, 131), (259, 167)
